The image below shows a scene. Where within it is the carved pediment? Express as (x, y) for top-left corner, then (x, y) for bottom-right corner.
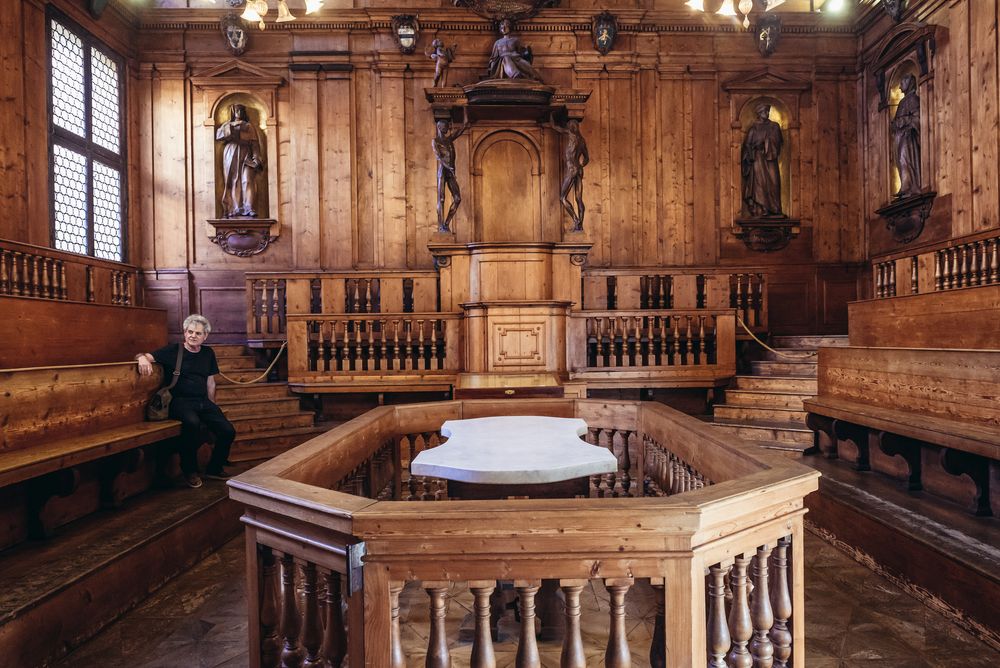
(722, 68), (811, 93)
(190, 60), (285, 89)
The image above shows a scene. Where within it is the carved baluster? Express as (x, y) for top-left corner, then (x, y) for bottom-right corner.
(889, 261), (896, 296)
(934, 251), (943, 290)
(300, 563), (323, 668)
(658, 316), (668, 364)
(321, 571), (348, 667)
(707, 564), (731, 668)
(41, 258), (51, 299)
(279, 554), (302, 668)
(57, 261), (66, 300)
(989, 238), (999, 283)
(416, 319), (426, 370)
(698, 315), (707, 363)
(683, 316), (692, 365)
(259, 546), (281, 668)
(469, 581), (496, 668)
(429, 319), (439, 370)
(875, 263), (884, 298)
(514, 581), (541, 668)
(86, 265), (95, 302)
(621, 432), (633, 496)
(0, 251), (7, 294)
(754, 273), (764, 326)
(962, 244), (972, 287)
(911, 256), (919, 294)
(750, 545), (775, 667)
(649, 581), (665, 668)
(557, 580), (586, 668)
(769, 537), (793, 668)
(388, 319), (398, 371)
(726, 555), (752, 668)
(971, 242), (982, 286)
(606, 316), (616, 366)
(11, 252), (22, 295)
(425, 583), (451, 668)
(670, 316), (680, 365)
(946, 248), (956, 289)
(397, 320), (408, 371)
(604, 578), (632, 668)
(30, 255), (40, 297)
(365, 278), (374, 313)
(271, 280), (282, 332)
(587, 318), (598, 367)
(388, 580), (405, 668)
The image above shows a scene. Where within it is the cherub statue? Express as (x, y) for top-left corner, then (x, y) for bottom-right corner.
(425, 39), (457, 87)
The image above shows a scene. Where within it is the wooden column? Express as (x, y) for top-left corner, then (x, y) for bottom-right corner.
(150, 63), (190, 269)
(290, 67), (322, 268)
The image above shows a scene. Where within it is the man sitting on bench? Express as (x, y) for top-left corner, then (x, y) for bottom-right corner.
(135, 314), (236, 488)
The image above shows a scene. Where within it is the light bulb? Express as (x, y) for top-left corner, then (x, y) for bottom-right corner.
(684, 0), (706, 11)
(716, 0), (738, 17)
(739, 0), (753, 15)
(276, 0), (296, 22)
(305, 0), (324, 14)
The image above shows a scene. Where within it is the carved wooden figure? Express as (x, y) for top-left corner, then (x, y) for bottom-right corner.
(487, 19), (543, 81)
(216, 103), (264, 218)
(741, 103), (784, 218)
(426, 39), (457, 87)
(433, 119), (470, 232)
(546, 116), (590, 231)
(892, 74), (921, 198)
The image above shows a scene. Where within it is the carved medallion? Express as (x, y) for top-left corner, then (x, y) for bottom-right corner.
(391, 15), (420, 55)
(591, 12), (618, 56)
(220, 14), (249, 57)
(755, 15), (781, 58)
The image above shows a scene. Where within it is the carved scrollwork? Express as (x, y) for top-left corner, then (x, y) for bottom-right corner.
(876, 191), (936, 244)
(207, 218), (276, 257)
(569, 253), (587, 266)
(733, 218), (800, 253)
(433, 255), (452, 269)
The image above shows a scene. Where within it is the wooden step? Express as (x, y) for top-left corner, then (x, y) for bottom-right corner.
(760, 348), (819, 362)
(0, 481), (242, 668)
(709, 419), (814, 445)
(732, 375), (818, 393)
(217, 368), (269, 384)
(230, 425), (331, 462)
(216, 356), (258, 370)
(750, 360), (817, 377)
(214, 382), (292, 401)
(229, 411), (316, 434)
(770, 335), (849, 349)
(217, 396), (303, 418)
(723, 390), (810, 409)
(211, 344), (249, 357)
(713, 404), (808, 425)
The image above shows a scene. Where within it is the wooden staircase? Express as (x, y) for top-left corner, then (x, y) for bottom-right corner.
(709, 335), (848, 456)
(212, 344), (326, 462)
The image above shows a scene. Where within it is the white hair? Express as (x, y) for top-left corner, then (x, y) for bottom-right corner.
(182, 314), (212, 335)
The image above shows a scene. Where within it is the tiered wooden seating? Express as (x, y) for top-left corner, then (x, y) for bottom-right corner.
(804, 346), (999, 516)
(0, 362), (180, 547)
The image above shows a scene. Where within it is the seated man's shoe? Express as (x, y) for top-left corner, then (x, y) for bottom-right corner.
(204, 469), (233, 481)
(185, 473), (203, 488)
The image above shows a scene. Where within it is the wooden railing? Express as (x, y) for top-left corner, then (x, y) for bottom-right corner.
(246, 271), (441, 345)
(229, 398), (818, 667)
(0, 239), (138, 306)
(871, 230), (1000, 298)
(567, 309), (737, 387)
(582, 267), (767, 331)
(286, 313), (462, 385)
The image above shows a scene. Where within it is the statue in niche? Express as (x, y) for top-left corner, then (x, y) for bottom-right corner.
(546, 116), (590, 231)
(216, 103), (264, 218)
(892, 73), (921, 199)
(740, 103), (784, 218)
(432, 118), (470, 232)
(426, 39), (457, 87)
(486, 19), (543, 81)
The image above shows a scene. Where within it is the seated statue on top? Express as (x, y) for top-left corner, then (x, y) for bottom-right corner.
(486, 19), (543, 82)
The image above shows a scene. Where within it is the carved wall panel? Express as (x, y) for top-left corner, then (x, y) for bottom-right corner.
(473, 130), (543, 243)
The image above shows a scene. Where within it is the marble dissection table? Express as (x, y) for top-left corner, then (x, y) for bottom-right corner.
(410, 415), (618, 500)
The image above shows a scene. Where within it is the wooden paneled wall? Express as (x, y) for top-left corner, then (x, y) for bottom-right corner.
(858, 0), (1000, 257)
(3, 1), (869, 338)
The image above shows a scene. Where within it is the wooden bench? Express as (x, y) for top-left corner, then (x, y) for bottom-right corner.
(803, 346), (1000, 516)
(0, 362), (180, 546)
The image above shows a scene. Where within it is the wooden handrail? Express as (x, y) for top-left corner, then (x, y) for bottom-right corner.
(229, 398), (818, 668)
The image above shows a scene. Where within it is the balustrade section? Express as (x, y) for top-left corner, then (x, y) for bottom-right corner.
(582, 267), (767, 331)
(246, 271), (441, 344)
(0, 239), (137, 306)
(871, 231), (1000, 299)
(230, 398), (818, 668)
(286, 314), (462, 384)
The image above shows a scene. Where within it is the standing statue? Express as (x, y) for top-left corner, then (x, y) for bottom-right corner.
(740, 103), (784, 218)
(487, 19), (543, 81)
(546, 117), (590, 231)
(425, 39), (457, 87)
(216, 103), (264, 218)
(432, 119), (470, 233)
(892, 74), (921, 198)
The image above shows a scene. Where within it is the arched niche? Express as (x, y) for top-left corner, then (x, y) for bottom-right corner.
(212, 92), (271, 220)
(472, 130), (543, 242)
(738, 97), (792, 217)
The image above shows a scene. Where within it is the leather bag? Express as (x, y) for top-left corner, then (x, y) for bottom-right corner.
(146, 345), (184, 421)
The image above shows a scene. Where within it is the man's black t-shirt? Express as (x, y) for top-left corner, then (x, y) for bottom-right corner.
(150, 343), (220, 399)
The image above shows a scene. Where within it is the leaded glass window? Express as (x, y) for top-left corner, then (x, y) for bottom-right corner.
(48, 11), (126, 262)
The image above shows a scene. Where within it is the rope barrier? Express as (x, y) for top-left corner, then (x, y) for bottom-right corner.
(217, 341), (288, 385)
(735, 315), (817, 360)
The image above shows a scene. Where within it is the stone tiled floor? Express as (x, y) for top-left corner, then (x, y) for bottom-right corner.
(57, 531), (999, 667)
